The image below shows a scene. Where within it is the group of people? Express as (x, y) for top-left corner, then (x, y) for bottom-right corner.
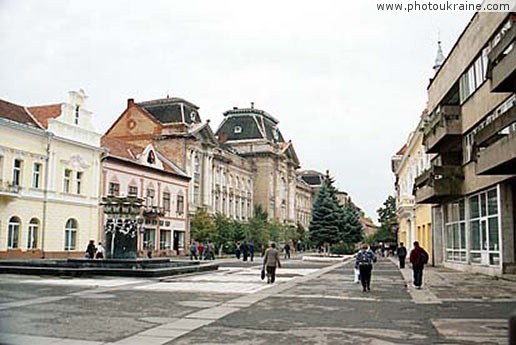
(189, 241), (215, 260)
(235, 241), (255, 262)
(85, 240), (105, 259)
(355, 241), (429, 292)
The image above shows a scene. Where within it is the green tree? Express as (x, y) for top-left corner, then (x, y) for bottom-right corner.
(308, 172), (343, 250)
(245, 205), (270, 246)
(191, 207), (216, 242)
(376, 195), (397, 242)
(340, 205), (364, 244)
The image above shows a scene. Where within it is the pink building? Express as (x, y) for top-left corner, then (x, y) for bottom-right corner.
(101, 137), (190, 256)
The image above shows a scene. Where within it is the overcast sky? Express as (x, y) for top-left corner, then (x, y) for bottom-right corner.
(0, 0), (475, 221)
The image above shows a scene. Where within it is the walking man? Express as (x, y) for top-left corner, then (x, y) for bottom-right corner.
(190, 241), (198, 260)
(397, 242), (407, 269)
(355, 244), (376, 292)
(409, 241), (429, 289)
(263, 242), (281, 284)
(284, 243), (291, 259)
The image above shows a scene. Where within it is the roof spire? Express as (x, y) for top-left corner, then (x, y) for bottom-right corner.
(433, 31), (445, 73)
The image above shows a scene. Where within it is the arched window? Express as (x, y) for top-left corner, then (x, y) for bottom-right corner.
(27, 218), (39, 249)
(64, 219), (78, 250)
(8, 216), (20, 249)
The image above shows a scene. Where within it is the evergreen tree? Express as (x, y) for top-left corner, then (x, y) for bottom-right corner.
(340, 205), (364, 244)
(309, 172), (343, 248)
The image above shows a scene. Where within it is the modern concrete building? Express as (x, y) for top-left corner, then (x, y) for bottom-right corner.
(0, 90), (103, 259)
(414, 12), (515, 275)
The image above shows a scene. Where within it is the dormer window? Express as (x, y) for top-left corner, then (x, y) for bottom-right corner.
(147, 150), (156, 164)
(234, 126), (242, 134)
(74, 105), (80, 125)
(273, 128), (279, 141)
(190, 111), (197, 121)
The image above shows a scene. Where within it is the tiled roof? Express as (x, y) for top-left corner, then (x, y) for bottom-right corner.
(101, 136), (189, 178)
(216, 107), (285, 143)
(101, 136), (145, 160)
(396, 143), (408, 155)
(0, 99), (42, 128)
(138, 97), (200, 124)
(27, 104), (62, 129)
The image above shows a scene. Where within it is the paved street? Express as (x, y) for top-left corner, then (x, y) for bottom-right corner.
(1, 256), (515, 345)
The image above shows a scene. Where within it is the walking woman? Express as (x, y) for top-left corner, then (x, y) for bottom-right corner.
(355, 244), (377, 292)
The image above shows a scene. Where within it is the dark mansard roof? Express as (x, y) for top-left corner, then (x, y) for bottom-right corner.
(215, 107), (285, 142)
(137, 97), (201, 125)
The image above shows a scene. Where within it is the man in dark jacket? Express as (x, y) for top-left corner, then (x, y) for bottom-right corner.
(355, 244), (377, 292)
(397, 242), (407, 269)
(409, 241), (429, 289)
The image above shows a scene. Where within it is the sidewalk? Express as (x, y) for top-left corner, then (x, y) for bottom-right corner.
(387, 256), (516, 302)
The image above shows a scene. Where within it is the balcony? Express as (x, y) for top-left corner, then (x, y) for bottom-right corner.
(143, 206), (165, 218)
(423, 105), (462, 154)
(414, 165), (463, 204)
(489, 21), (516, 93)
(475, 104), (516, 175)
(0, 180), (21, 198)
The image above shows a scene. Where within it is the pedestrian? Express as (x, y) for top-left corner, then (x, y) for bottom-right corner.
(409, 241), (429, 289)
(235, 241), (241, 260)
(355, 244), (377, 292)
(95, 242), (105, 259)
(85, 240), (96, 259)
(284, 243), (291, 259)
(242, 241), (249, 262)
(249, 242), (255, 262)
(397, 242), (407, 269)
(208, 241), (215, 260)
(197, 242), (204, 260)
(263, 242), (281, 284)
(190, 241), (198, 260)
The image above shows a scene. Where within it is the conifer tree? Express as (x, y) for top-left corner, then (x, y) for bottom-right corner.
(309, 171), (344, 248)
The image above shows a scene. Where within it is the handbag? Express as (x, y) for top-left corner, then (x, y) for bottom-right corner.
(261, 267), (266, 280)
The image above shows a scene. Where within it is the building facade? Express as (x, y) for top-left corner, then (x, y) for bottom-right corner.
(414, 12), (515, 275)
(0, 90), (103, 258)
(392, 116), (434, 261)
(216, 105), (302, 224)
(104, 97), (255, 226)
(101, 137), (190, 256)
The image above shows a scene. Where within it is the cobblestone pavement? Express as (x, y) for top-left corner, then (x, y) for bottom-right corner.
(0, 256), (515, 344)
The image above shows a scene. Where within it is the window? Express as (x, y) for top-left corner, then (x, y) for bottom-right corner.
(8, 216), (20, 249)
(64, 219), (78, 250)
(146, 188), (155, 206)
(469, 188), (500, 266)
(459, 53), (488, 103)
(177, 195), (184, 215)
(32, 163), (41, 189)
(147, 151), (155, 164)
(109, 182), (120, 196)
(76, 172), (82, 194)
(160, 230), (171, 250)
(128, 185), (138, 196)
(143, 229), (155, 250)
(13, 159), (21, 186)
(190, 111), (197, 121)
(163, 192), (171, 212)
(234, 126), (242, 134)
(75, 105), (80, 125)
(64, 169), (72, 193)
(27, 218), (39, 249)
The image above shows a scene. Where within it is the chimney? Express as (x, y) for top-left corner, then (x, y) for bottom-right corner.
(251, 102), (254, 109)
(233, 107), (238, 110)
(127, 98), (135, 107)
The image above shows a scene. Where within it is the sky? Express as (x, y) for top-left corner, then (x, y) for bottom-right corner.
(0, 0), (475, 221)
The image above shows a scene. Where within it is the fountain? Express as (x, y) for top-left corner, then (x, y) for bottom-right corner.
(0, 196), (218, 277)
